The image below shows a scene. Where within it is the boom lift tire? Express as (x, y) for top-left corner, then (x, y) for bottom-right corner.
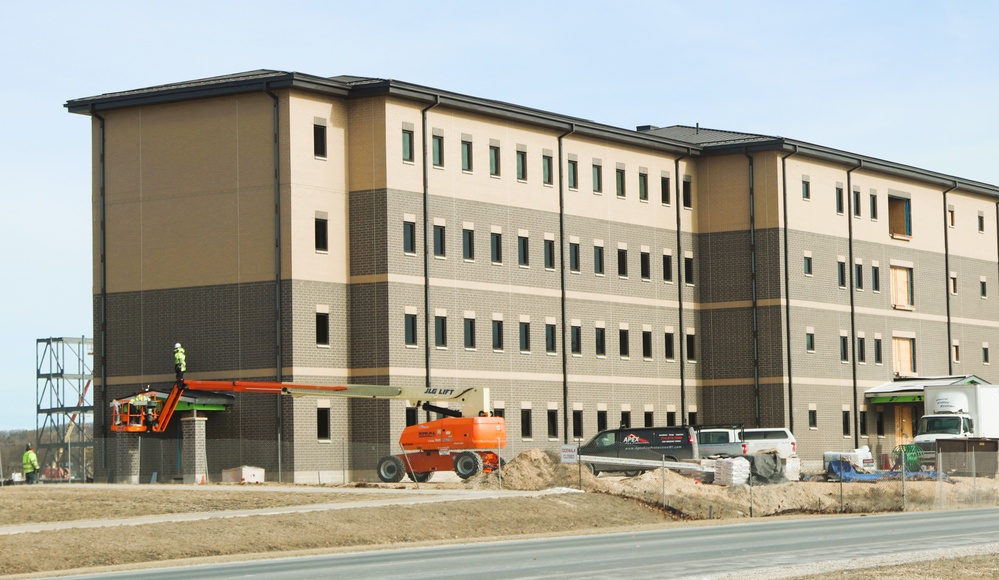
(408, 471), (434, 483)
(377, 455), (405, 483)
(454, 451), (484, 479)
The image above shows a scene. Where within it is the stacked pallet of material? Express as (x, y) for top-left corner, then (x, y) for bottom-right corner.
(784, 456), (801, 481)
(714, 457), (750, 485)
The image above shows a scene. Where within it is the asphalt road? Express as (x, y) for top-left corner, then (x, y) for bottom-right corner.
(68, 508), (999, 579)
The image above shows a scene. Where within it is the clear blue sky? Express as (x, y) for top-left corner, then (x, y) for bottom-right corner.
(2, 1), (997, 431)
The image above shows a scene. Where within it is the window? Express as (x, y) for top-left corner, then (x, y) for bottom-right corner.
(542, 155), (553, 185)
(982, 279), (988, 298)
(640, 251), (651, 280)
(616, 168), (626, 198)
(979, 214), (986, 233)
(803, 256), (813, 276)
(950, 274), (958, 295)
(317, 407), (330, 440)
(461, 140), (473, 171)
(547, 409), (558, 439)
(855, 263), (864, 290)
(857, 337), (866, 363)
(403, 221), (416, 254)
(806, 332), (815, 352)
(433, 225), (446, 257)
(618, 249), (628, 277)
(802, 179), (810, 200)
(686, 333), (696, 361)
(518, 236), (529, 267)
(521, 408), (532, 439)
(516, 150), (527, 180)
(434, 316), (447, 348)
(663, 254), (673, 282)
(544, 239), (555, 270)
(597, 410), (608, 433)
(870, 193), (878, 220)
(838, 260), (847, 288)
(984, 345), (991, 364)
(619, 329), (629, 357)
(620, 410), (631, 429)
(664, 332), (675, 360)
(573, 410), (583, 438)
(687, 411), (697, 426)
(432, 134), (444, 167)
(661, 176), (671, 205)
(568, 159), (578, 189)
(545, 323), (557, 354)
(492, 320), (504, 350)
(642, 330), (652, 359)
(860, 410), (868, 437)
(519, 322), (531, 352)
(594, 246), (605, 275)
(948, 208), (956, 227)
(644, 411), (654, 427)
(684, 257), (694, 285)
(666, 411), (676, 426)
(491, 232), (502, 263)
(462, 229), (474, 260)
(569, 242), (580, 272)
(402, 129), (415, 162)
(890, 266), (914, 309)
(840, 335), (849, 362)
(406, 406), (418, 427)
(888, 196), (912, 237)
(892, 336), (916, 376)
(404, 313), (417, 346)
(876, 409), (885, 436)
(315, 218), (328, 252)
(872, 265), (880, 292)
(316, 312), (329, 346)
(836, 187), (844, 214)
(808, 409), (817, 429)
(595, 327), (606, 356)
(842, 410), (851, 436)
(638, 172), (648, 201)
(314, 123), (327, 158)
(570, 325), (581, 354)
(874, 338), (883, 364)
(682, 178), (692, 209)
(953, 342), (961, 363)
(592, 163), (602, 193)
(489, 145), (501, 176)
(464, 317), (476, 349)
(853, 189), (861, 217)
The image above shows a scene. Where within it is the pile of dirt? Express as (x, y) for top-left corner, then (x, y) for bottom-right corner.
(466, 448), (601, 491)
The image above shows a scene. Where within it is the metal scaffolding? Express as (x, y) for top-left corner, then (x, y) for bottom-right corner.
(36, 337), (94, 481)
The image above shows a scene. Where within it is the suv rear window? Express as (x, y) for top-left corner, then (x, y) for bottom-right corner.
(743, 429), (790, 440)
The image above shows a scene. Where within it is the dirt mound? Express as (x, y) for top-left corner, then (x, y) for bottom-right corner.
(466, 448), (603, 491)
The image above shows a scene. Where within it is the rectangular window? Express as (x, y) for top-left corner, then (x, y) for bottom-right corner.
(682, 178), (692, 209)
(688, 411), (697, 426)
(803, 256), (813, 276)
(462, 228), (474, 260)
(982, 279), (988, 298)
(853, 189), (861, 217)
(434, 316), (447, 348)
(492, 320), (504, 350)
(595, 327), (606, 356)
(461, 140), (473, 171)
(521, 408), (532, 439)
(666, 411), (676, 427)
(842, 410), (851, 436)
(597, 410), (608, 433)
(547, 409), (558, 439)
(317, 407), (330, 440)
(616, 168), (626, 198)
(979, 214), (986, 233)
(316, 312), (329, 346)
(872, 266), (880, 292)
(573, 410), (583, 438)
(642, 330), (652, 359)
(406, 406), (417, 427)
(314, 124), (327, 158)
(948, 208), (956, 227)
(857, 337), (866, 363)
(836, 187), (844, 214)
(489, 145), (501, 176)
(802, 179), (810, 200)
(545, 323), (557, 354)
(984, 346), (991, 364)
(838, 260), (847, 288)
(568, 159), (578, 189)
(315, 218), (328, 252)
(686, 333), (696, 361)
(569, 242), (580, 272)
(890, 266), (915, 309)
(855, 263), (864, 290)
(402, 129), (415, 162)
(870, 193), (878, 220)
(544, 239), (555, 270)
(806, 332), (815, 352)
(432, 134), (444, 167)
(491, 232), (503, 263)
(840, 335), (849, 362)
(950, 274), (958, 295)
(876, 409), (885, 436)
(665, 332), (675, 360)
(519, 322), (531, 352)
(638, 172), (648, 201)
(892, 336), (916, 376)
(405, 313), (417, 346)
(640, 251), (651, 280)
(953, 342), (961, 363)
(542, 155), (553, 185)
(594, 246), (605, 275)
(644, 411), (654, 427)
(570, 325), (581, 354)
(860, 410), (868, 437)
(888, 196), (912, 237)
(619, 328), (629, 357)
(464, 317), (476, 349)
(661, 176), (671, 205)
(592, 164), (603, 193)
(874, 338), (883, 364)
(808, 409), (818, 429)
(433, 225), (446, 257)
(403, 221), (416, 254)
(620, 410), (631, 429)
(518, 236), (529, 267)
(663, 254), (673, 282)
(618, 249), (628, 277)
(516, 150), (527, 180)
(684, 257), (694, 286)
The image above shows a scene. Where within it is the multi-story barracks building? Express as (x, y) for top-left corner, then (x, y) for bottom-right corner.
(66, 70), (999, 482)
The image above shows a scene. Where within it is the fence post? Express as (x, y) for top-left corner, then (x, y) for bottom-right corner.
(936, 450), (944, 510)
(661, 455), (666, 510)
(839, 453), (845, 513)
(901, 460), (907, 511)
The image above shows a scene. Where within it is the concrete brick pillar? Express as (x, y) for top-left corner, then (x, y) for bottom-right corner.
(182, 416), (208, 484)
(113, 434), (141, 484)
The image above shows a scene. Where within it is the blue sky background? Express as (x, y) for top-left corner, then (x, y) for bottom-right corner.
(2, 1), (997, 430)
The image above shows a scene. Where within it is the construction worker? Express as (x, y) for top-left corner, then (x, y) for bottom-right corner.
(173, 343), (186, 381)
(22, 443), (40, 484)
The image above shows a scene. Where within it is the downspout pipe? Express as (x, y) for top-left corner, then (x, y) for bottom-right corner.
(91, 105), (108, 470)
(942, 181), (959, 374)
(421, 96), (441, 405)
(264, 84), (283, 481)
(744, 152), (760, 427)
(557, 124), (576, 443)
(674, 150), (690, 425)
(846, 159), (862, 450)
(779, 146), (798, 434)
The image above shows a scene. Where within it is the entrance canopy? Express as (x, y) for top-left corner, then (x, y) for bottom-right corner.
(865, 375), (988, 403)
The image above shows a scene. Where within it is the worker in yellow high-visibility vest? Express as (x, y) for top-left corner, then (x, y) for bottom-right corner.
(22, 443), (40, 484)
(173, 343), (186, 381)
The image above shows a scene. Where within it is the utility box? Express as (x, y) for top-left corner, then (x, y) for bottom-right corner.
(222, 466), (265, 484)
(936, 438), (999, 477)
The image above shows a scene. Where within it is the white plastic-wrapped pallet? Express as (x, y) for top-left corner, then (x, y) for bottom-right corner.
(783, 456), (801, 481)
(714, 456), (750, 485)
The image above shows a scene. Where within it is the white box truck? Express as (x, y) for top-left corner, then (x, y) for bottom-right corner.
(913, 384), (999, 457)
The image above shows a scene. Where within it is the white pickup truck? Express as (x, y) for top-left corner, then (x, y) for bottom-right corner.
(697, 427), (797, 459)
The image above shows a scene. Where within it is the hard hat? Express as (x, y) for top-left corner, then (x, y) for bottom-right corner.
(174, 343), (182, 349)
(26, 443), (32, 450)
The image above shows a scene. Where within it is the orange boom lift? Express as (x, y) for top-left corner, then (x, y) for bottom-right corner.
(110, 380), (506, 482)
